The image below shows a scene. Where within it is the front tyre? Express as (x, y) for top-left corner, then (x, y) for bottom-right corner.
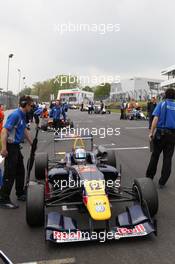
(133, 178), (158, 217)
(35, 152), (48, 181)
(26, 182), (45, 226)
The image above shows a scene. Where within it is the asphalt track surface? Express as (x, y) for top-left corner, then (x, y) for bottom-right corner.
(0, 110), (175, 264)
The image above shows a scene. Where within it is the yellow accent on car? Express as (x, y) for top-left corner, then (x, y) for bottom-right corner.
(73, 137), (85, 150)
(84, 180), (111, 220)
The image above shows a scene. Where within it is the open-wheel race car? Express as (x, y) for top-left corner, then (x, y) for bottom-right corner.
(94, 105), (111, 114)
(26, 133), (158, 243)
(40, 117), (74, 132)
(127, 109), (147, 120)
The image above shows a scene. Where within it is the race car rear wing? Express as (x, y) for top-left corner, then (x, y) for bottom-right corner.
(54, 133), (93, 152)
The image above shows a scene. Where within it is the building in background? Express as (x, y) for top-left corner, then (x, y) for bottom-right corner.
(161, 65), (175, 89)
(57, 88), (94, 105)
(110, 77), (163, 101)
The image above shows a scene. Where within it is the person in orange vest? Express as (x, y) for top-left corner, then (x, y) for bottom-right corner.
(42, 107), (49, 119)
(0, 104), (4, 133)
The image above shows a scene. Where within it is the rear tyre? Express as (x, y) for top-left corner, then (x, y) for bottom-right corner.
(133, 178), (158, 217)
(35, 152), (48, 180)
(26, 182), (45, 226)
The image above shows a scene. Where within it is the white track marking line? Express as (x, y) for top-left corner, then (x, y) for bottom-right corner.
(125, 127), (148, 129)
(106, 146), (149, 150)
(102, 143), (116, 146)
(20, 257), (76, 264)
(75, 120), (93, 124)
(94, 143), (116, 147)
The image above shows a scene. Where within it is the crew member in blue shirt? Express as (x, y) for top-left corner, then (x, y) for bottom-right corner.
(33, 104), (43, 126)
(49, 99), (62, 130)
(62, 102), (69, 122)
(146, 88), (175, 188)
(33, 103), (42, 126)
(0, 96), (33, 208)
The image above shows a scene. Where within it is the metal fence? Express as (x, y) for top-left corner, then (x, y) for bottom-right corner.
(0, 93), (18, 109)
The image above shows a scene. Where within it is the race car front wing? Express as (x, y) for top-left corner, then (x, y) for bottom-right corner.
(45, 203), (157, 243)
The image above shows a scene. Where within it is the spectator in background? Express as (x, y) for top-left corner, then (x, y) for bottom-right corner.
(123, 100), (128, 119)
(100, 100), (104, 112)
(90, 101), (94, 114)
(80, 102), (84, 111)
(147, 97), (157, 129)
(88, 101), (94, 114)
(120, 100), (127, 120)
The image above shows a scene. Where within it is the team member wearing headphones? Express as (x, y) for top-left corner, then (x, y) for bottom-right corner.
(0, 96), (33, 209)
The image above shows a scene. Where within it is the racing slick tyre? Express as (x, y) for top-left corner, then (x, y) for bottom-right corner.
(26, 182), (45, 226)
(35, 152), (48, 181)
(106, 150), (117, 168)
(133, 178), (158, 217)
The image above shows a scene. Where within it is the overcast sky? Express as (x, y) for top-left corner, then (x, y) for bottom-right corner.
(0, 0), (175, 94)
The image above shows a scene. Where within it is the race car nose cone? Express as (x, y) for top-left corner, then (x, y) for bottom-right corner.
(86, 195), (111, 220)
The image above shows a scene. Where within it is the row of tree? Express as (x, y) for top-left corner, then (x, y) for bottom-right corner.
(19, 75), (111, 102)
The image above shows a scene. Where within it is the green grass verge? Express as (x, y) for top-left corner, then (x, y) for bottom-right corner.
(110, 109), (120, 113)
